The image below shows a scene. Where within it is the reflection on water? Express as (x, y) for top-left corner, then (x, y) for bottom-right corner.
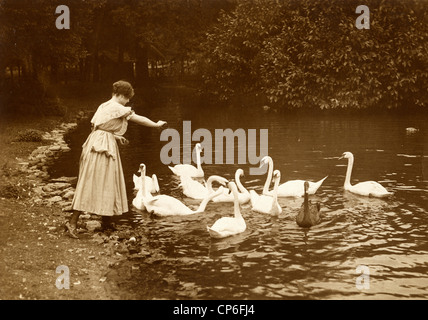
(49, 93), (428, 299)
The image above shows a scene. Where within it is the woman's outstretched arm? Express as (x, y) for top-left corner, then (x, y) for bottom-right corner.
(128, 114), (167, 128)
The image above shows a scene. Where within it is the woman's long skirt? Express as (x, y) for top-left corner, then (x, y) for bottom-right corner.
(71, 130), (128, 216)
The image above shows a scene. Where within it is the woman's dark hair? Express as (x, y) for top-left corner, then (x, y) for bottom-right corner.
(112, 80), (134, 99)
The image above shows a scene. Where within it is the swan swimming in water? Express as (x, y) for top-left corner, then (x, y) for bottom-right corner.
(339, 151), (393, 198)
(133, 163), (159, 193)
(132, 164), (154, 211)
(143, 182), (226, 217)
(406, 127), (419, 134)
(296, 181), (321, 228)
(207, 181), (246, 239)
(179, 175), (228, 200)
(261, 156), (327, 197)
(168, 143), (204, 178)
(144, 188), (225, 217)
(207, 169), (251, 204)
(250, 169), (282, 215)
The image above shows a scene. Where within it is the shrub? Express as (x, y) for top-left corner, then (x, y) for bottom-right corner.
(15, 129), (44, 142)
(0, 182), (21, 199)
(200, 0), (428, 111)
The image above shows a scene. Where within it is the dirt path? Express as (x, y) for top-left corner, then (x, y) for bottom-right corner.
(0, 195), (195, 300)
(0, 197), (126, 299)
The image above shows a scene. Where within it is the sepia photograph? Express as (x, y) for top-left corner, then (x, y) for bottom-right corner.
(0, 0), (427, 307)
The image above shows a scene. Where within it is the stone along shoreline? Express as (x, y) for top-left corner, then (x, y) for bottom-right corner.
(16, 112), (106, 232)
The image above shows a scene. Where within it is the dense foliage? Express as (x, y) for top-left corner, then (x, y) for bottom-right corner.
(200, 0), (427, 110)
(0, 0), (233, 113)
(0, 0), (426, 112)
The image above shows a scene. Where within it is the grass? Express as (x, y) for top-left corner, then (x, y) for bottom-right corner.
(0, 81), (108, 199)
(0, 115), (60, 171)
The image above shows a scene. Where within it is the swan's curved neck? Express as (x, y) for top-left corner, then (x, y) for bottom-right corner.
(206, 177), (214, 193)
(234, 197), (242, 219)
(303, 188), (309, 213)
(272, 175), (280, 204)
(263, 158), (274, 194)
(196, 196), (210, 213)
(206, 176), (214, 192)
(152, 174), (159, 192)
(196, 147), (202, 170)
(231, 185), (243, 219)
(196, 187), (221, 213)
(345, 157), (354, 188)
(235, 171), (249, 195)
(206, 176), (222, 193)
(140, 170), (148, 197)
(300, 188), (312, 225)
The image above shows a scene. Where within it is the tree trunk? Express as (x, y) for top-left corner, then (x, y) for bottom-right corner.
(117, 42), (125, 80)
(136, 43), (149, 85)
(51, 62), (59, 83)
(0, 62), (5, 88)
(79, 58), (85, 81)
(90, 7), (106, 83)
(91, 50), (99, 82)
(9, 65), (13, 82)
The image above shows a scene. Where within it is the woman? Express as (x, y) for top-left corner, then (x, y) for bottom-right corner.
(65, 80), (167, 238)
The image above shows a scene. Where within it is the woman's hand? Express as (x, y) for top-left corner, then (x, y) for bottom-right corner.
(115, 135), (129, 145)
(156, 120), (167, 128)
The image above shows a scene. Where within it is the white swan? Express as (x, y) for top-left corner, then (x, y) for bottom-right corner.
(168, 143), (204, 178)
(133, 163), (159, 193)
(143, 186), (225, 217)
(250, 169), (282, 215)
(132, 164), (152, 211)
(207, 169), (251, 204)
(339, 151), (393, 198)
(406, 127), (419, 134)
(207, 181), (246, 238)
(180, 175), (228, 200)
(261, 156), (327, 197)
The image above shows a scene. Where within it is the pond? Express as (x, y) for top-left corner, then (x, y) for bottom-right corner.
(49, 90), (428, 299)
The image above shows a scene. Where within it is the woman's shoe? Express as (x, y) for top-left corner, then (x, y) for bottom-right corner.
(101, 222), (117, 232)
(108, 222), (118, 231)
(101, 217), (117, 231)
(65, 222), (79, 239)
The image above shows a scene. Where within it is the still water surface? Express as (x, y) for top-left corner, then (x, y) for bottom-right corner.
(50, 94), (427, 299)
